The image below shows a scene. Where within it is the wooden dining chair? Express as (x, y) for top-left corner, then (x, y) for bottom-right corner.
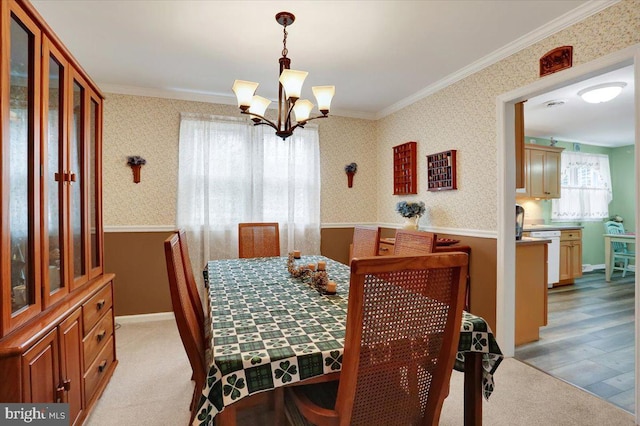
(284, 253), (469, 426)
(177, 229), (205, 331)
(164, 233), (207, 424)
(393, 229), (437, 255)
(351, 225), (381, 260)
(238, 222), (281, 258)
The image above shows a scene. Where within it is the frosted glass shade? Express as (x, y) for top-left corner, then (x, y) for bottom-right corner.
(232, 80), (259, 107)
(248, 96), (271, 117)
(578, 82), (626, 104)
(312, 86), (335, 112)
(293, 99), (314, 122)
(279, 69), (308, 99)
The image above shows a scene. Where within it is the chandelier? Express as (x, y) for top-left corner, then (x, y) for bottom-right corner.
(232, 12), (335, 140)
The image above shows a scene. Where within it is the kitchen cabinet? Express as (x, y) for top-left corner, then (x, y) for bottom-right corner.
(515, 239), (548, 345)
(559, 229), (583, 285)
(517, 144), (564, 199)
(0, 1), (114, 423)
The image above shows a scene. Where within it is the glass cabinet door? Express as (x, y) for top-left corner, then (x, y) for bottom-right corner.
(3, 6), (42, 333)
(42, 38), (67, 306)
(69, 78), (87, 289)
(88, 93), (102, 277)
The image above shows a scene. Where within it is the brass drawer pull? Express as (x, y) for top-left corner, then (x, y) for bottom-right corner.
(96, 299), (106, 310)
(379, 247), (389, 252)
(98, 360), (108, 373)
(96, 330), (107, 342)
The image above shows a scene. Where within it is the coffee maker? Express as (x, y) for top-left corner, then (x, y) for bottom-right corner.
(515, 204), (525, 240)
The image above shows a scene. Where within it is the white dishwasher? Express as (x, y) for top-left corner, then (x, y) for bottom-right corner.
(529, 230), (561, 288)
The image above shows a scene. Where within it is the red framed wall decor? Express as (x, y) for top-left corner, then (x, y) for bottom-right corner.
(427, 149), (457, 191)
(393, 142), (417, 195)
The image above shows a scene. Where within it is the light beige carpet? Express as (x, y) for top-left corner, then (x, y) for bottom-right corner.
(86, 320), (635, 426)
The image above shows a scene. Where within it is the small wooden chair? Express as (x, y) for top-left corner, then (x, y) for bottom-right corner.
(351, 225), (381, 260)
(604, 221), (635, 278)
(238, 222), (281, 258)
(284, 253), (469, 426)
(164, 233), (207, 424)
(393, 229), (437, 255)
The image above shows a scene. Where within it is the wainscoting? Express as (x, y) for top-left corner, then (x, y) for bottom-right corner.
(105, 227), (497, 330)
(515, 271), (635, 413)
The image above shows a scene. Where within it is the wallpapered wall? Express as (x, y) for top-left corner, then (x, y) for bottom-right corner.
(377, 0), (639, 231)
(104, 0), (639, 231)
(103, 96), (378, 226)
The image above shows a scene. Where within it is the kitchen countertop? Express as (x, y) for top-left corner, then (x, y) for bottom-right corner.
(523, 224), (583, 231)
(517, 237), (551, 245)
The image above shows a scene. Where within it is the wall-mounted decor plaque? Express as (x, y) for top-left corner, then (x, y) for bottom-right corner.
(540, 46), (573, 77)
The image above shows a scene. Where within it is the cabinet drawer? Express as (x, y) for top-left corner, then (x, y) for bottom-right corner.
(83, 309), (114, 368)
(83, 283), (112, 333)
(84, 335), (115, 403)
(560, 230), (582, 241)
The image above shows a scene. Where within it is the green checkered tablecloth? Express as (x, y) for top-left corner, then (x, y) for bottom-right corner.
(193, 255), (503, 425)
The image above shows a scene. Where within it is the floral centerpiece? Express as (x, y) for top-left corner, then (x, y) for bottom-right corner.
(396, 201), (425, 230)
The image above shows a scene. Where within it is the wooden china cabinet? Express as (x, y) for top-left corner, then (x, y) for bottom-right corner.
(0, 1), (115, 424)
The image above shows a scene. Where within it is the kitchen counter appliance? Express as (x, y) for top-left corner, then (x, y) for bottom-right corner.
(529, 229), (561, 287)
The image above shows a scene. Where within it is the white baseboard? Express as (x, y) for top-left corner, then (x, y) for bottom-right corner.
(115, 312), (175, 324)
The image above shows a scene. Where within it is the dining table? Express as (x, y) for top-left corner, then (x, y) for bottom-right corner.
(603, 233), (636, 281)
(194, 255), (503, 426)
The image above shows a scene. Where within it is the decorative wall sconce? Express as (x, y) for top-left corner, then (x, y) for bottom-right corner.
(127, 156), (146, 184)
(344, 162), (357, 188)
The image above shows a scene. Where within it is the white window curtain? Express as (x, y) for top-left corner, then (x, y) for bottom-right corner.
(176, 113), (321, 274)
(551, 151), (612, 221)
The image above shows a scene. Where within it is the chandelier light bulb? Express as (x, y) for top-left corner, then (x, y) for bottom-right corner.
(248, 96), (271, 117)
(577, 82), (626, 104)
(293, 99), (314, 122)
(279, 69), (308, 100)
(232, 80), (259, 109)
(312, 86), (335, 113)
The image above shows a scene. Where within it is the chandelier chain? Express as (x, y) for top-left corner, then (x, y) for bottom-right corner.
(282, 24), (288, 57)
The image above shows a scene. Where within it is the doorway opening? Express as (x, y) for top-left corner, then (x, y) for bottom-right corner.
(496, 45), (639, 421)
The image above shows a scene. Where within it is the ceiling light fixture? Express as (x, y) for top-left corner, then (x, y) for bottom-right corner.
(577, 82), (626, 104)
(232, 12), (335, 140)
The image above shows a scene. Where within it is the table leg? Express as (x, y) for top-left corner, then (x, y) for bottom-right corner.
(464, 352), (482, 426)
(215, 406), (237, 426)
(604, 236), (612, 282)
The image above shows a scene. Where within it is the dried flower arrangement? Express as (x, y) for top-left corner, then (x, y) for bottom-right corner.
(395, 201), (426, 218)
(127, 156), (147, 183)
(127, 156), (147, 166)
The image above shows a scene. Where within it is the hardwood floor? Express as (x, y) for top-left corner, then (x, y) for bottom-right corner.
(515, 270), (635, 413)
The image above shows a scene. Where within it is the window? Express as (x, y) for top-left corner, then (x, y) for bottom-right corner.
(177, 114), (321, 267)
(551, 151), (612, 221)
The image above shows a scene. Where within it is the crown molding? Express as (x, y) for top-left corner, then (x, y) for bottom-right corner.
(376, 0), (620, 120)
(99, 84), (377, 121)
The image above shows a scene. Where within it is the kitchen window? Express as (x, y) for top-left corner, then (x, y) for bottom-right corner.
(551, 151), (612, 221)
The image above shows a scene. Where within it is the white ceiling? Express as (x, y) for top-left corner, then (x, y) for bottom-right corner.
(524, 65), (635, 147)
(30, 0), (608, 120)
